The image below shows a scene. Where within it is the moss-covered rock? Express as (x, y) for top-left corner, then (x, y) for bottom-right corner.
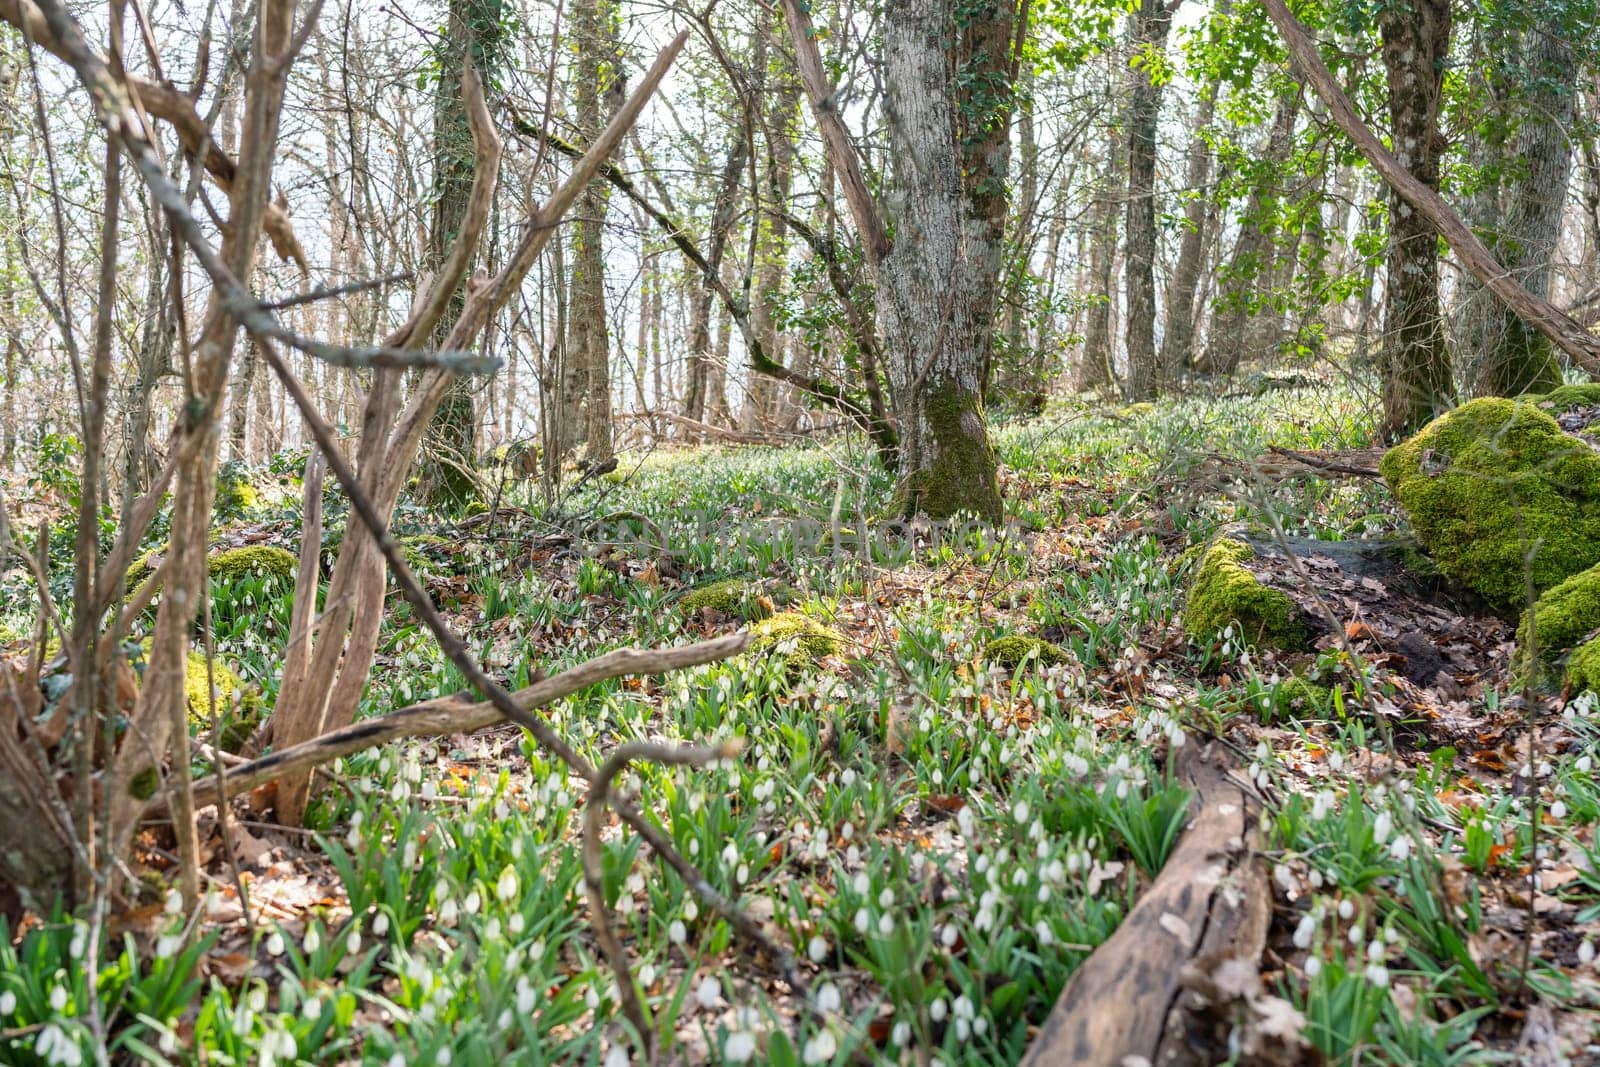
(208, 545), (298, 584)
(681, 579), (774, 621)
(748, 612), (845, 664)
(1184, 538), (1309, 650)
(1527, 383), (1600, 414)
(180, 650), (264, 752)
(1380, 398), (1600, 610)
(136, 639), (264, 753)
(124, 544), (167, 592)
(1568, 636), (1600, 694)
(983, 634), (1070, 669)
(1267, 676), (1330, 719)
(214, 462), (260, 517)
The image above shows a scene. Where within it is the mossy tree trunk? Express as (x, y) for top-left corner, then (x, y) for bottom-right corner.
(1377, 0), (1454, 441)
(879, 0), (1015, 523)
(418, 0), (505, 507)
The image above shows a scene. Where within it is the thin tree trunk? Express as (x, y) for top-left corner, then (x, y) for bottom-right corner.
(1376, 0), (1453, 438)
(1079, 108), (1125, 391)
(1159, 67), (1220, 382)
(1122, 0), (1175, 400)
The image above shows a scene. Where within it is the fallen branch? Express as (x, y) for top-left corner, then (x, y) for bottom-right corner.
(180, 634), (750, 809)
(1020, 742), (1271, 1067)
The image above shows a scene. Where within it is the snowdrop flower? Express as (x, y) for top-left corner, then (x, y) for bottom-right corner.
(696, 977), (722, 1009)
(670, 920), (688, 945)
(156, 933), (182, 957)
(1364, 963), (1390, 987)
(0, 990), (15, 1016)
(930, 997), (948, 1022)
(1551, 801), (1569, 821)
(941, 924), (959, 948)
(372, 912), (390, 938)
(1337, 899), (1354, 921)
(892, 1020), (911, 1046)
(303, 926), (321, 954)
(802, 1029), (837, 1065)
(1293, 915), (1317, 950)
(1013, 799), (1030, 824)
(1372, 811), (1393, 844)
(48, 985), (68, 1013)
(1580, 940), (1596, 966)
(1388, 835), (1412, 860)
(854, 908), (870, 934)
(816, 983), (841, 1013)
(347, 929), (362, 955)
(853, 872), (871, 896)
(725, 1031), (758, 1063)
(877, 913), (894, 936)
(1304, 956), (1322, 978)
(436, 1048), (453, 1066)
(808, 935), (829, 963)
(36, 1023), (83, 1067)
(463, 890), (482, 915)
(438, 897), (458, 926)
(878, 888), (895, 909)
(516, 979), (537, 1015)
(1035, 921), (1054, 946)
(164, 889), (183, 915)
(603, 1044), (628, 1067)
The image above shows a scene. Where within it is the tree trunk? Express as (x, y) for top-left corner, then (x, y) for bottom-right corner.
(1459, 25), (1575, 397)
(1122, 0), (1174, 400)
(1159, 70), (1220, 382)
(1377, 0), (1454, 439)
(419, 0), (505, 505)
(1199, 91), (1299, 375)
(879, 0), (1015, 522)
(1079, 113), (1125, 391)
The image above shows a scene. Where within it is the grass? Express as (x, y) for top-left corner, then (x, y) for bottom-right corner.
(3, 384), (1596, 1064)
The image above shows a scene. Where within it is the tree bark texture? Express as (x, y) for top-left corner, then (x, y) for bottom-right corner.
(1121, 0), (1173, 401)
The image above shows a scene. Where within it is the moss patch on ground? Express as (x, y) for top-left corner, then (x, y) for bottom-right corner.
(748, 612), (845, 665)
(982, 634), (1070, 669)
(1527, 383), (1600, 414)
(680, 579), (775, 621)
(1380, 398), (1600, 611)
(1183, 538), (1309, 650)
(208, 545), (298, 583)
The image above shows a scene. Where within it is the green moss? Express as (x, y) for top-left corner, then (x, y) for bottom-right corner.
(214, 462), (260, 518)
(124, 544), (167, 592)
(399, 534), (452, 574)
(982, 634), (1070, 669)
(681, 579), (774, 621)
(1568, 636), (1600, 693)
(208, 545), (298, 584)
(1527, 383), (1600, 414)
(177, 647), (264, 753)
(129, 766), (161, 801)
(463, 500), (490, 517)
(1268, 677), (1330, 720)
(1380, 398), (1600, 611)
(891, 383), (1003, 523)
(1522, 561), (1600, 654)
(748, 612), (845, 664)
(1183, 538), (1309, 650)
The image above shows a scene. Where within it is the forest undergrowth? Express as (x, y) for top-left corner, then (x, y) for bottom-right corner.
(3, 385), (1597, 1065)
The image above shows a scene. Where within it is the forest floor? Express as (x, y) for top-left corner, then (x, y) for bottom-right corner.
(4, 384), (1600, 1064)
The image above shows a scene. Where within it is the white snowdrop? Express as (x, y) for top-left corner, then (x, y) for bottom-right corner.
(48, 985), (68, 1013)
(0, 990), (15, 1016)
(803, 1029), (838, 1065)
(1580, 940), (1596, 965)
(808, 935), (829, 962)
(1293, 915), (1317, 950)
(853, 872), (871, 895)
(816, 983), (841, 1013)
(725, 1031), (758, 1063)
(854, 908), (870, 934)
(892, 1020), (911, 1046)
(695, 976), (722, 1009)
(1304, 955), (1322, 978)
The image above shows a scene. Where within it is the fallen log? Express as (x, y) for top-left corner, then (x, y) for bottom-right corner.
(1021, 741), (1272, 1067)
